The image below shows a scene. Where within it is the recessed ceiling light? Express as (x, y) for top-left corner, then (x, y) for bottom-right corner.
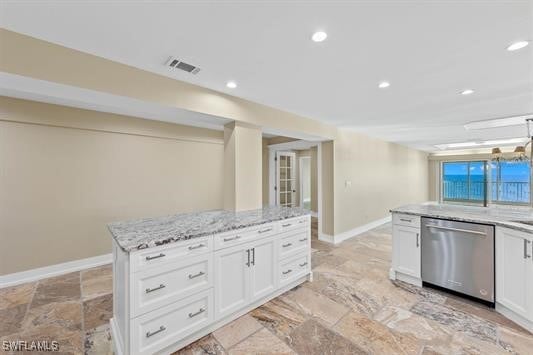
(311, 31), (327, 42)
(226, 81), (237, 89)
(461, 89), (474, 95)
(378, 81), (390, 89)
(507, 41), (529, 51)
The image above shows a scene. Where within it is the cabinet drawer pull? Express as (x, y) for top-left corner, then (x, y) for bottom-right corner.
(282, 223), (292, 227)
(282, 269), (292, 275)
(524, 239), (532, 259)
(258, 228), (272, 234)
(400, 218), (412, 223)
(298, 220), (306, 224)
(223, 236), (241, 242)
(189, 308), (205, 318)
(282, 243), (292, 248)
(188, 243), (205, 250)
(299, 238), (308, 242)
(145, 253), (165, 261)
(299, 262), (308, 267)
(188, 271), (205, 279)
(145, 284), (166, 293)
(146, 325), (166, 338)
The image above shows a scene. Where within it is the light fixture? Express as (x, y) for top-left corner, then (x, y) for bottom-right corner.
(435, 137), (527, 150)
(226, 81), (237, 89)
(464, 114), (533, 130)
(507, 41), (529, 51)
(491, 147), (502, 162)
(461, 89), (474, 95)
(491, 118), (533, 162)
(311, 31), (327, 42)
(378, 81), (390, 89)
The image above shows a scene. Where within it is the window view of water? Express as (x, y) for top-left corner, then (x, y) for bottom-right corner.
(443, 161), (530, 205)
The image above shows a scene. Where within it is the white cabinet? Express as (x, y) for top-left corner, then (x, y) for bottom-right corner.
(214, 244), (250, 319)
(392, 224), (421, 278)
(214, 237), (278, 318)
(111, 215), (311, 355)
(249, 238), (277, 302)
(496, 227), (533, 322)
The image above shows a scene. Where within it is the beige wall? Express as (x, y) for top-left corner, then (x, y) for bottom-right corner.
(262, 138), (270, 205)
(310, 146), (318, 212)
(321, 141), (335, 235)
(332, 130), (429, 235)
(223, 122), (262, 211)
(0, 97), (225, 275)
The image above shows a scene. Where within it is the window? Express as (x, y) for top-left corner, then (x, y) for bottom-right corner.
(442, 160), (531, 206)
(491, 161), (530, 205)
(442, 161), (487, 205)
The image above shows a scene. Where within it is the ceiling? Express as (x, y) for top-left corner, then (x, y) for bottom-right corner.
(1, 0), (532, 152)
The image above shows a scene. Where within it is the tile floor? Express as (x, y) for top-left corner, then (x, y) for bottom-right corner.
(1, 218), (532, 354)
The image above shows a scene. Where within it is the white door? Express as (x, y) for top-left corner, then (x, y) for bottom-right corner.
(392, 225), (421, 278)
(214, 244), (250, 319)
(276, 151), (296, 207)
(496, 227), (533, 318)
(249, 238), (277, 302)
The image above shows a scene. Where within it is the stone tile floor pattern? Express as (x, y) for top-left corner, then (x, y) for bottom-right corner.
(1, 218), (532, 354)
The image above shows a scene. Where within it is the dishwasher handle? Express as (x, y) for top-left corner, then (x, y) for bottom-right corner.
(425, 224), (487, 237)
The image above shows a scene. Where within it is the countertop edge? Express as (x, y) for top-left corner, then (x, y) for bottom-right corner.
(109, 209), (311, 253)
(390, 208), (533, 234)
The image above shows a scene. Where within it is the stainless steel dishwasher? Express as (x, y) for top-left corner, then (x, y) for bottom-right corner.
(421, 217), (495, 304)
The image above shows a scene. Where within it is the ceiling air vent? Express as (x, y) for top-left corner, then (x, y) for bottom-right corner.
(165, 56), (201, 74)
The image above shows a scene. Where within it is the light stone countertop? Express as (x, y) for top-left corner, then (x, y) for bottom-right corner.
(108, 206), (311, 252)
(391, 202), (533, 234)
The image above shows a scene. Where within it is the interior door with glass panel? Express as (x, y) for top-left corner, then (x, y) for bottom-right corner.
(276, 151), (296, 207)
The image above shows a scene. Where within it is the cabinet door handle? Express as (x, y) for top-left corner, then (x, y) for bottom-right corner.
(146, 325), (166, 338)
(224, 236), (241, 242)
(258, 228), (272, 234)
(251, 248), (255, 265)
(188, 271), (205, 279)
(400, 218), (412, 223)
(416, 233), (419, 248)
(282, 269), (292, 275)
(299, 262), (308, 267)
(524, 239), (532, 259)
(282, 243), (292, 248)
(298, 220), (306, 224)
(299, 238), (308, 242)
(146, 284), (166, 293)
(189, 243), (205, 250)
(246, 249), (250, 267)
(189, 308), (205, 318)
(282, 223), (292, 227)
(145, 253), (165, 261)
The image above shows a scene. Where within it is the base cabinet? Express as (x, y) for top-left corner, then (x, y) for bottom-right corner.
(392, 215), (421, 280)
(111, 215), (311, 355)
(496, 227), (533, 323)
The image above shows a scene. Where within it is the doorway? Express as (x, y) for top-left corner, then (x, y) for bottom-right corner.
(300, 156), (311, 209)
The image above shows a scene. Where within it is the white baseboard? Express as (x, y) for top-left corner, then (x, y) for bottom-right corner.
(0, 253), (112, 288)
(318, 215), (392, 245)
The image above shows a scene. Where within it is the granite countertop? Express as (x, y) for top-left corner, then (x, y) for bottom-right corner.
(108, 206), (310, 252)
(391, 203), (533, 234)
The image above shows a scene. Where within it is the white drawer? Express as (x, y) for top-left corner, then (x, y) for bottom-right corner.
(214, 223), (277, 250)
(279, 230), (309, 260)
(392, 213), (420, 229)
(279, 253), (310, 286)
(278, 217), (309, 233)
(131, 237), (212, 272)
(132, 254), (212, 317)
(131, 288), (213, 355)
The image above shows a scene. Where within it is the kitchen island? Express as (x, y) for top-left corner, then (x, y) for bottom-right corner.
(108, 206), (311, 355)
(390, 202), (533, 333)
